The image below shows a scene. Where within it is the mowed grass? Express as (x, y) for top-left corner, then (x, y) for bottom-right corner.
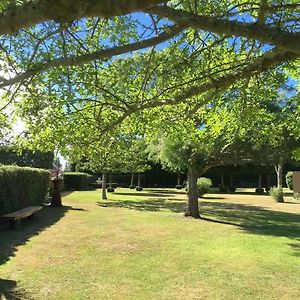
(0, 188), (300, 300)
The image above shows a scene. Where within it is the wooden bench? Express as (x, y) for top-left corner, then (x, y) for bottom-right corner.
(3, 206), (42, 228)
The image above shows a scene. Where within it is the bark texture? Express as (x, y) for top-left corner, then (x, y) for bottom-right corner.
(148, 6), (300, 55)
(51, 178), (63, 207)
(177, 173), (181, 185)
(0, 0), (167, 35)
(185, 166), (200, 218)
(258, 174), (262, 189)
(275, 163), (284, 202)
(102, 172), (107, 200)
(130, 173), (135, 186)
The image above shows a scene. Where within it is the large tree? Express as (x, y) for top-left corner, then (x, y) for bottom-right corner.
(0, 1), (298, 133)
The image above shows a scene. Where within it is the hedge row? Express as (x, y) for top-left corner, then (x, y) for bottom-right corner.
(63, 172), (94, 190)
(0, 165), (51, 215)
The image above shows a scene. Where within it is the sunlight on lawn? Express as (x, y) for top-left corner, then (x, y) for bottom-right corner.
(1, 188), (300, 299)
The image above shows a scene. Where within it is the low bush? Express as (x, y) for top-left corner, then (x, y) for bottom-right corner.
(270, 186), (284, 202)
(185, 177), (212, 197)
(0, 165), (51, 215)
(197, 177), (212, 197)
(228, 186), (236, 193)
(286, 171), (293, 190)
(255, 188), (264, 194)
(175, 185), (183, 189)
(136, 186), (143, 191)
(63, 172), (93, 190)
(129, 185), (136, 189)
(219, 186), (228, 193)
(107, 186), (115, 193)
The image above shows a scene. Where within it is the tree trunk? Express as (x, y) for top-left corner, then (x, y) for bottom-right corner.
(177, 172), (181, 185)
(275, 163), (284, 202)
(221, 174), (225, 187)
(267, 174), (271, 188)
(102, 172), (107, 200)
(185, 165), (200, 218)
(130, 173), (135, 186)
(258, 174), (262, 189)
(109, 173), (112, 187)
(51, 178), (63, 207)
(137, 173), (142, 187)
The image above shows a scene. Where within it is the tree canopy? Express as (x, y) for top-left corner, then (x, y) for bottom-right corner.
(0, 0), (298, 139)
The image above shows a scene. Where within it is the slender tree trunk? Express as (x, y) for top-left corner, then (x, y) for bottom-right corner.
(177, 172), (181, 185)
(221, 174), (225, 187)
(102, 172), (107, 200)
(109, 173), (112, 187)
(130, 173), (135, 186)
(258, 174), (262, 189)
(185, 165), (200, 218)
(137, 173), (142, 187)
(275, 163), (284, 202)
(267, 174), (271, 189)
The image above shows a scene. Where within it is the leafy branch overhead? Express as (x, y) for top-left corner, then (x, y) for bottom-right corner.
(0, 0), (299, 144)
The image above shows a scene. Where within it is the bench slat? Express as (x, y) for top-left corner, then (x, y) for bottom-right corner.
(3, 206), (42, 220)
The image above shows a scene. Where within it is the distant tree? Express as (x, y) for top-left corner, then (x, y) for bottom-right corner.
(0, 147), (54, 169)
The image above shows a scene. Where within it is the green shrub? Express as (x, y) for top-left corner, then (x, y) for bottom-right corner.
(129, 185), (135, 189)
(269, 186), (284, 202)
(219, 186), (228, 193)
(286, 171), (293, 190)
(255, 188), (264, 194)
(107, 187), (115, 193)
(0, 165), (51, 215)
(197, 177), (212, 197)
(175, 185), (183, 189)
(185, 177), (212, 197)
(136, 186), (143, 191)
(63, 172), (93, 190)
(228, 186), (236, 193)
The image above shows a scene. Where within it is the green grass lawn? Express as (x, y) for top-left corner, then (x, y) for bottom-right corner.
(1, 188), (300, 299)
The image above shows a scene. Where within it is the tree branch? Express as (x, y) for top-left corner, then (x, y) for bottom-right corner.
(0, 25), (184, 89)
(101, 48), (298, 133)
(147, 6), (300, 55)
(0, 0), (168, 35)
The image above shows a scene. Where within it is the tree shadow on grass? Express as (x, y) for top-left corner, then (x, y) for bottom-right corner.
(0, 205), (80, 266)
(148, 189), (186, 195)
(98, 198), (187, 213)
(288, 243), (300, 257)
(0, 205), (87, 298)
(99, 197), (300, 255)
(61, 191), (75, 197)
(201, 201), (300, 255)
(202, 196), (225, 200)
(0, 278), (30, 300)
(113, 192), (173, 198)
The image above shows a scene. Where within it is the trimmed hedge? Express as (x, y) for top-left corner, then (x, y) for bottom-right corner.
(0, 165), (51, 215)
(286, 171), (293, 190)
(63, 172), (93, 190)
